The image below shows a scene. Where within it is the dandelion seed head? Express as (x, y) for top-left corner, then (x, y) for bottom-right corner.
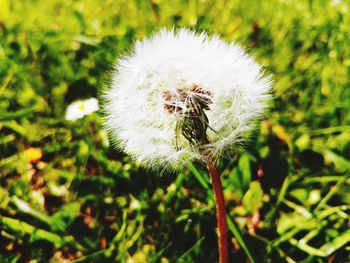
(105, 28), (272, 171)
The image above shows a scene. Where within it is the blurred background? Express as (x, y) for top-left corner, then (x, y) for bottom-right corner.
(0, 0), (349, 262)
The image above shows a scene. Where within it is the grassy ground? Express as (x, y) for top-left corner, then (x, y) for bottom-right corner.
(0, 0), (350, 262)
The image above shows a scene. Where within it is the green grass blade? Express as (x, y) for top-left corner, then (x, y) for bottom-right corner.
(0, 216), (65, 247)
(0, 108), (37, 122)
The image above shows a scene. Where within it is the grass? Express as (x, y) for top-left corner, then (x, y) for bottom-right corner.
(0, 0), (349, 262)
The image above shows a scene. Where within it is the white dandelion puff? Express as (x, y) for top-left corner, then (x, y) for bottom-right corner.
(105, 28), (272, 171)
(65, 98), (99, 121)
(105, 28), (273, 262)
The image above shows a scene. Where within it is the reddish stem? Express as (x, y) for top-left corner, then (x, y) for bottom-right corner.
(208, 161), (228, 263)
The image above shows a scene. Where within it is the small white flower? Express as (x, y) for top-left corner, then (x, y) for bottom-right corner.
(105, 29), (272, 171)
(65, 98), (99, 121)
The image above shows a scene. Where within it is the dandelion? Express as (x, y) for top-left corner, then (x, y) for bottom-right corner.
(105, 28), (272, 263)
(65, 98), (99, 121)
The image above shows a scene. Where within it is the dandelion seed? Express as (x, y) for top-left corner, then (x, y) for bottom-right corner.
(65, 98), (99, 121)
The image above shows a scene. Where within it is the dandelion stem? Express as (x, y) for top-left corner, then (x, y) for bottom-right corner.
(207, 161), (228, 263)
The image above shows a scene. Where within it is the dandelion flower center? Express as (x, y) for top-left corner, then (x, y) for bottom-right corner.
(163, 84), (213, 148)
